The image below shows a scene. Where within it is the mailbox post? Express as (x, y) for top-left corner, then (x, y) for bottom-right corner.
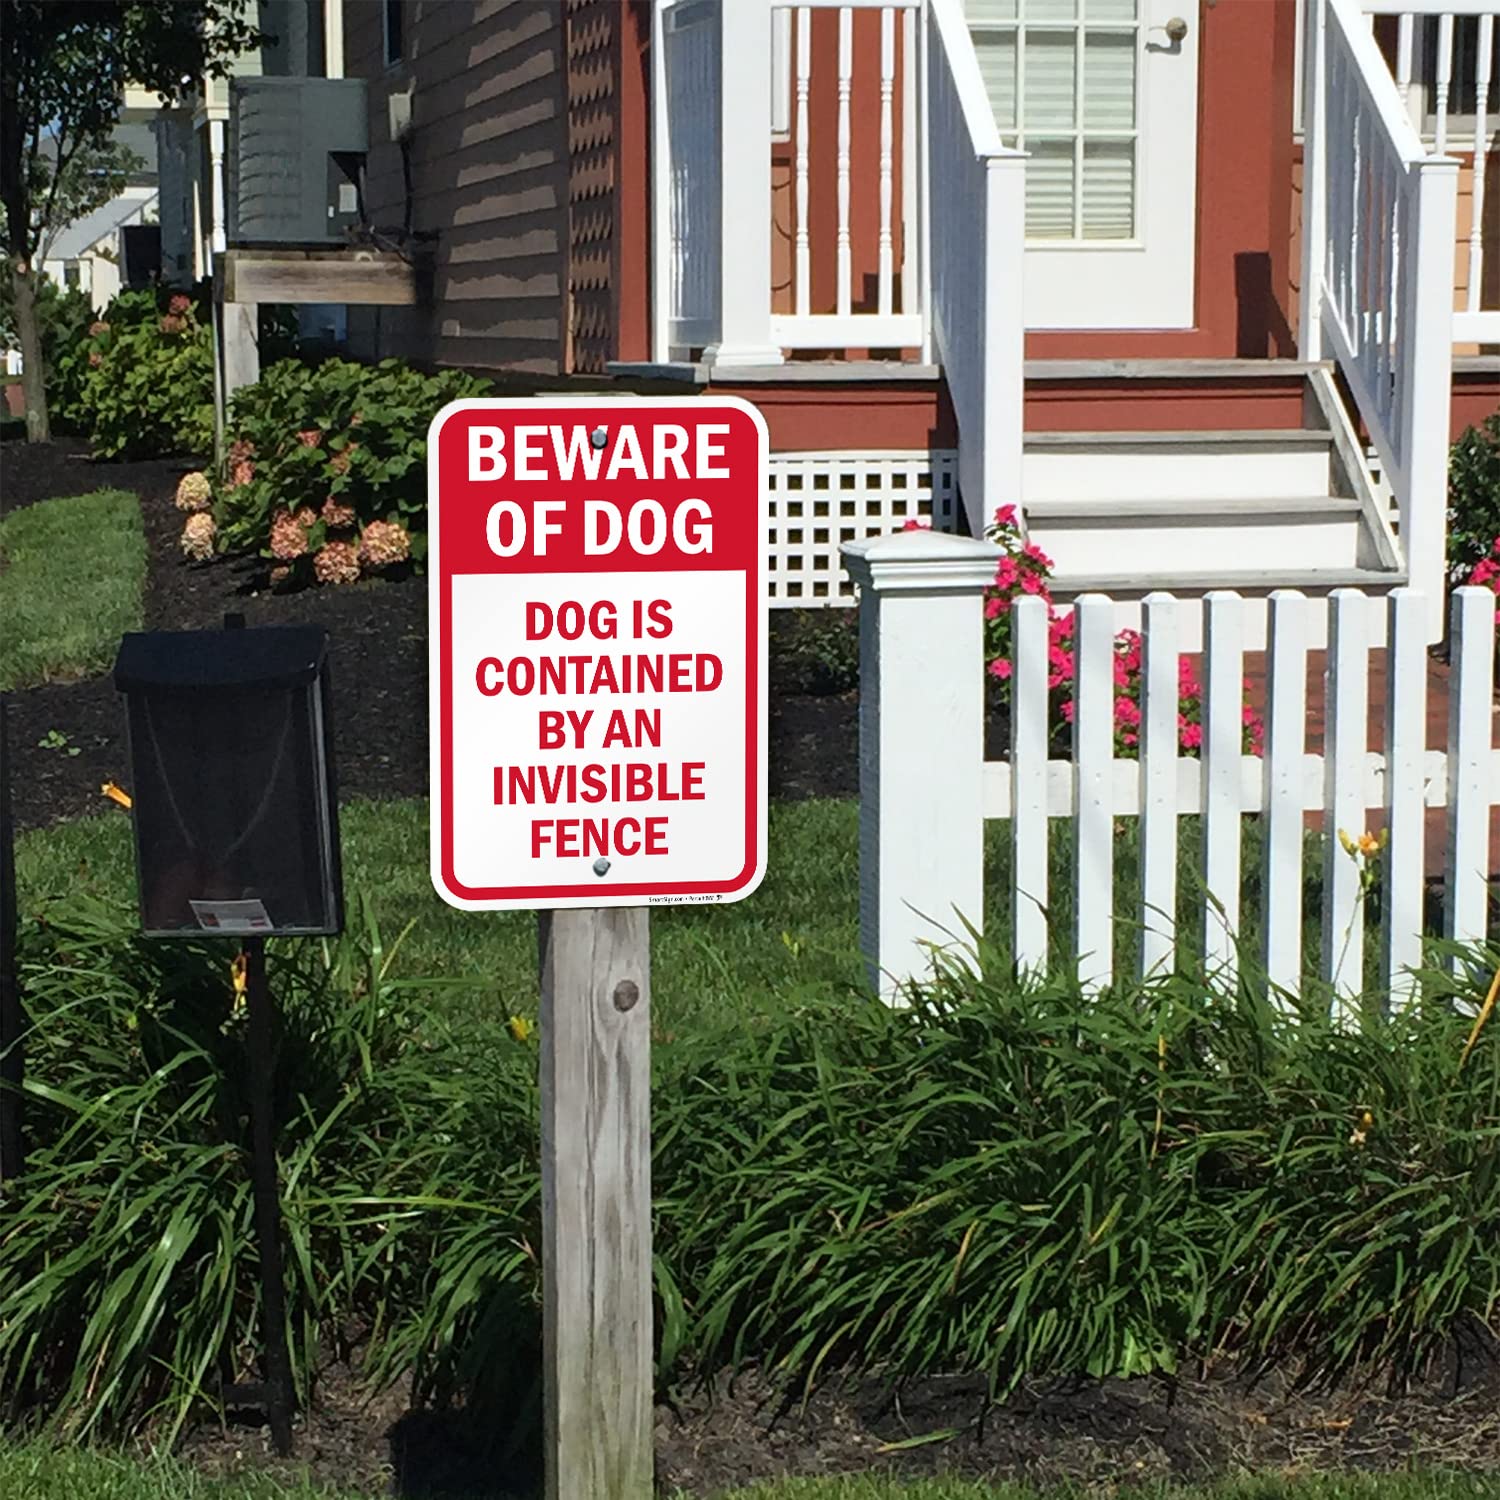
(113, 620), (342, 1456)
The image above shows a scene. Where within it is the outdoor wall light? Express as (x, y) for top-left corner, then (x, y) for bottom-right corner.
(112, 621), (342, 939)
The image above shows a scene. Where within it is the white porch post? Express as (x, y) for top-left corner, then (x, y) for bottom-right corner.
(323, 0), (345, 78)
(208, 116), (228, 255)
(1400, 154), (1460, 642)
(841, 530), (999, 1001)
(1298, 0), (1327, 362)
(701, 0), (782, 369)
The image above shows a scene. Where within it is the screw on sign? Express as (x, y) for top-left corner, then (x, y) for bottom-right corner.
(427, 396), (768, 1500)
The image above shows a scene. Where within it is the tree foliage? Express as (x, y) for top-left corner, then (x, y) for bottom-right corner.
(0, 1), (261, 439)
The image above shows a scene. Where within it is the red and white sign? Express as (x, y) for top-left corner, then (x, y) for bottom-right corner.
(428, 397), (768, 910)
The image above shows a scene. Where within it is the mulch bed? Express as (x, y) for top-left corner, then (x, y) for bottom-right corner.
(8, 440), (1500, 1496)
(1, 439), (856, 831)
(173, 1348), (1500, 1498)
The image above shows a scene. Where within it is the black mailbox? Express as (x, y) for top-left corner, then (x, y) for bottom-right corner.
(112, 624), (342, 938)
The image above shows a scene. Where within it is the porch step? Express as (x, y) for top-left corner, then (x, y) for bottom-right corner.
(1025, 495), (1363, 520)
(1023, 428), (1335, 503)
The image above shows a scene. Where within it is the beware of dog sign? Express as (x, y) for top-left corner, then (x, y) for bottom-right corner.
(428, 396), (768, 911)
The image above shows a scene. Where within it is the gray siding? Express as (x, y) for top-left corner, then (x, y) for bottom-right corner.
(344, 0), (569, 375)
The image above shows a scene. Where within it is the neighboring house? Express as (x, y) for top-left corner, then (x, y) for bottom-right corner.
(40, 113), (161, 310)
(159, 0), (1500, 642)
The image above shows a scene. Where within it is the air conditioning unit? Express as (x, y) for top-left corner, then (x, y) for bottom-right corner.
(229, 77), (369, 246)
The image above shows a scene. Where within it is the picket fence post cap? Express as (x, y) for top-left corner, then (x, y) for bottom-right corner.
(841, 529), (1001, 594)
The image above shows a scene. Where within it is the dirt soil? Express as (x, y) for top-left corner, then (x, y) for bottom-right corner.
(1, 439), (856, 830)
(171, 1347), (1500, 1499)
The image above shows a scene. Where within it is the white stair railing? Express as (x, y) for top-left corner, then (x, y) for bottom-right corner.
(1362, 2), (1498, 343)
(925, 0), (1026, 536)
(1301, 0), (1461, 640)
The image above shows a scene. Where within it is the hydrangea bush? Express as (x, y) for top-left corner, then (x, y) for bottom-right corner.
(209, 357), (489, 587)
(926, 506), (1265, 757)
(64, 289), (214, 459)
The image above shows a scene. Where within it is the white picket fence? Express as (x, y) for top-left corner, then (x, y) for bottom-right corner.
(844, 531), (1499, 1009)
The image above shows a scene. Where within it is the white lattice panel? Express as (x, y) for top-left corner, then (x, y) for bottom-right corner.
(767, 450), (959, 606)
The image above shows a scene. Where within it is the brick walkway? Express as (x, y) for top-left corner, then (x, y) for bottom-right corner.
(1238, 648), (1500, 879)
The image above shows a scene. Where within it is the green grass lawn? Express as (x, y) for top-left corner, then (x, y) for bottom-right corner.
(0, 488), (146, 690)
(17, 790), (1356, 1042)
(16, 797), (865, 1038)
(0, 1439), (1492, 1500)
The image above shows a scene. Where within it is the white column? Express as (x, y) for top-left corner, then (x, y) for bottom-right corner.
(702, 0), (782, 368)
(1298, 0), (1328, 362)
(208, 116), (228, 256)
(323, 0), (345, 79)
(842, 530), (1000, 1001)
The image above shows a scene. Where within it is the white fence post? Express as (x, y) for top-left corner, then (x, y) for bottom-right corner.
(1010, 595), (1050, 974)
(1073, 596), (1116, 992)
(1445, 586), (1497, 950)
(1398, 153), (1460, 641)
(701, 0), (782, 369)
(1138, 593), (1180, 981)
(1382, 587), (1428, 1006)
(843, 530), (999, 1000)
(1262, 590), (1309, 1002)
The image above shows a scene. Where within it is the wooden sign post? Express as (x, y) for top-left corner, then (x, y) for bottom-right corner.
(539, 907), (652, 1500)
(427, 396), (768, 1499)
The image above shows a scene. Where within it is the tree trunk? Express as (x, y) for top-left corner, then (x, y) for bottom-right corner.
(11, 260), (49, 443)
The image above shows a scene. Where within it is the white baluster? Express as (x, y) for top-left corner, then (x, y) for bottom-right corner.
(1262, 590), (1309, 1005)
(1466, 14), (1493, 318)
(1201, 593), (1244, 983)
(1011, 595), (1049, 975)
(1434, 11), (1454, 155)
(1395, 11), (1414, 113)
(878, 6), (895, 320)
(1381, 588), (1427, 1010)
(836, 6), (853, 319)
(901, 3), (917, 319)
(1444, 587), (1496, 952)
(1138, 594), (1180, 981)
(1320, 589), (1370, 1015)
(1073, 596), (1115, 993)
(795, 7), (811, 320)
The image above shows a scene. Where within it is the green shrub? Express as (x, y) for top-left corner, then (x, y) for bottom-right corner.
(7, 880), (1500, 1443)
(212, 358), (490, 588)
(0, 894), (537, 1442)
(0, 273), (95, 430)
(63, 288), (214, 459)
(770, 609), (861, 695)
(1447, 414), (1500, 584)
(655, 943), (1500, 1397)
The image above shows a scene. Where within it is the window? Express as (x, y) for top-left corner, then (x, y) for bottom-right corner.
(965, 0), (1140, 243)
(383, 0), (404, 67)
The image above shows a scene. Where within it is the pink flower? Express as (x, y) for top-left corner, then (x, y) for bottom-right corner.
(168, 293), (192, 315)
(1020, 571), (1044, 595)
(988, 657), (1013, 680)
(994, 556), (1020, 590)
(1022, 543), (1053, 569)
(1114, 697), (1141, 726)
(901, 517), (931, 532)
(269, 508), (314, 560)
(297, 428), (323, 449)
(984, 595), (1006, 619)
(180, 512), (216, 561)
(1060, 700), (1075, 723)
(993, 504), (1017, 528)
(87, 320), (109, 337)
(158, 314), (185, 334)
(321, 495), (357, 529)
(1179, 722), (1203, 750)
